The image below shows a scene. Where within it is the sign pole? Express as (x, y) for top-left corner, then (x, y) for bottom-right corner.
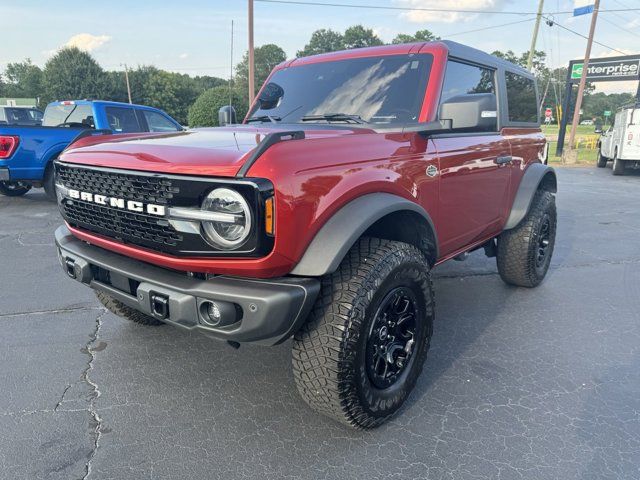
(556, 69), (573, 157)
(567, 0), (600, 154)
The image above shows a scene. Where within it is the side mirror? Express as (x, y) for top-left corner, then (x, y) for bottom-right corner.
(439, 93), (497, 132)
(218, 106), (237, 126)
(258, 82), (284, 110)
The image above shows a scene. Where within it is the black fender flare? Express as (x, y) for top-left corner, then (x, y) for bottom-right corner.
(290, 193), (438, 277)
(504, 163), (557, 230)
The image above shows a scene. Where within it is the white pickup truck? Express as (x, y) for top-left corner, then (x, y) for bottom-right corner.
(598, 104), (640, 175)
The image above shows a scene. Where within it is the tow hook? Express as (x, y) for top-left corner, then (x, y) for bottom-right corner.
(150, 293), (169, 319)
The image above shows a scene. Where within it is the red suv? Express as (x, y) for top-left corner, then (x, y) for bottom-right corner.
(54, 41), (557, 428)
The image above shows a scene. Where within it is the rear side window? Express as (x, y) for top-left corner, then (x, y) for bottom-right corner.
(105, 106), (141, 133)
(142, 110), (179, 132)
(440, 61), (495, 105)
(505, 72), (538, 123)
(43, 104), (94, 127)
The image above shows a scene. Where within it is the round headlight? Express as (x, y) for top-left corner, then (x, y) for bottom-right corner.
(201, 188), (252, 249)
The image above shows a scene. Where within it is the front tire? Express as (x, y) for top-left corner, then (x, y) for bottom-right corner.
(0, 181), (31, 197)
(612, 151), (626, 176)
(95, 290), (164, 326)
(597, 148), (608, 168)
(292, 238), (434, 429)
(497, 190), (557, 288)
(43, 163), (57, 201)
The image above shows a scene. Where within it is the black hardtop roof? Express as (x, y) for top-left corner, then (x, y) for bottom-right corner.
(440, 40), (533, 78)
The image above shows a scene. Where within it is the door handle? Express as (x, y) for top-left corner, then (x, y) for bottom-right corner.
(495, 155), (513, 165)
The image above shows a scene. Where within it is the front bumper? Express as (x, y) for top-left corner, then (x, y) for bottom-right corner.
(55, 225), (320, 345)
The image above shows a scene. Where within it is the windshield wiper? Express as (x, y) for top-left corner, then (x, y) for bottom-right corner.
(246, 115), (281, 124)
(301, 113), (366, 124)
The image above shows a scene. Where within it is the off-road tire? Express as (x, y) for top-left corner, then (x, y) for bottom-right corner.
(43, 163), (57, 201)
(292, 238), (434, 429)
(95, 290), (164, 326)
(497, 190), (556, 288)
(596, 148), (608, 168)
(612, 151), (626, 176)
(0, 181), (31, 197)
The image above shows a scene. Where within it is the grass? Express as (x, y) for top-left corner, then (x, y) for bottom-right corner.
(540, 124), (598, 137)
(541, 124), (600, 165)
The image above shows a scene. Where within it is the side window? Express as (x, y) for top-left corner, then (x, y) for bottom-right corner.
(505, 72), (538, 123)
(105, 107), (141, 133)
(440, 60), (495, 105)
(142, 110), (180, 132)
(0, 109), (5, 122)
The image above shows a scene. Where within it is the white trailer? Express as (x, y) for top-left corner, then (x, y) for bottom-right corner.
(598, 104), (640, 175)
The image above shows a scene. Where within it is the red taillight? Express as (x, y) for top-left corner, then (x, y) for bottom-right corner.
(0, 136), (19, 159)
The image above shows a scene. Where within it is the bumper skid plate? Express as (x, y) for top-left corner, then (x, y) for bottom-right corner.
(55, 225), (320, 345)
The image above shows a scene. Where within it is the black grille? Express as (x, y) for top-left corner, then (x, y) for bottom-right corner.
(61, 199), (183, 247)
(57, 164), (179, 205)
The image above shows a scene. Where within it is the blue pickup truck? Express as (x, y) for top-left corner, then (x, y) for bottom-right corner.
(0, 100), (183, 199)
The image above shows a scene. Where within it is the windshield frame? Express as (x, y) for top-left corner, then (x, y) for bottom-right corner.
(245, 52), (434, 127)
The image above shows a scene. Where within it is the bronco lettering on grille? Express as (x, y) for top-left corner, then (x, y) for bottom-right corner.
(67, 189), (166, 216)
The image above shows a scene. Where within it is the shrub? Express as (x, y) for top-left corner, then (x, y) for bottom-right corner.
(187, 86), (248, 127)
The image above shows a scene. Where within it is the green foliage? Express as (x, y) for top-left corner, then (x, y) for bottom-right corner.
(296, 29), (345, 57)
(187, 86), (248, 127)
(392, 29), (440, 44)
(0, 59), (44, 102)
(42, 47), (106, 103)
(235, 44), (287, 100)
(343, 25), (383, 49)
(297, 25), (383, 58)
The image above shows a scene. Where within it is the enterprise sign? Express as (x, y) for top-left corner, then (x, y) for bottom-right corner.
(569, 56), (640, 83)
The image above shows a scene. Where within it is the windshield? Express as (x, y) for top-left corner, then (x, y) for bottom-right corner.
(5, 108), (34, 124)
(43, 104), (94, 127)
(247, 53), (433, 126)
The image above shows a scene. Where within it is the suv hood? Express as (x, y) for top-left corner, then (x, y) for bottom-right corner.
(60, 125), (370, 177)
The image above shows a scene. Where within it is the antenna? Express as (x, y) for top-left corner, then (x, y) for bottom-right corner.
(229, 20), (234, 109)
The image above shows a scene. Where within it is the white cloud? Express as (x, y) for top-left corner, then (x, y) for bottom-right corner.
(179, 53), (189, 59)
(395, 0), (508, 24)
(63, 33), (111, 52)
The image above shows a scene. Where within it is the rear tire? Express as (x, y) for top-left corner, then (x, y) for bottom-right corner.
(597, 148), (608, 168)
(43, 163), (57, 201)
(292, 238), (434, 429)
(612, 151), (626, 176)
(0, 181), (31, 197)
(95, 290), (164, 326)
(497, 190), (557, 288)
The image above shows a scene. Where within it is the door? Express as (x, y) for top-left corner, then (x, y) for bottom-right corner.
(434, 135), (512, 256)
(433, 60), (511, 256)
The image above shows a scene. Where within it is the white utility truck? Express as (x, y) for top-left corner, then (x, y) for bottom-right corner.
(598, 103), (640, 175)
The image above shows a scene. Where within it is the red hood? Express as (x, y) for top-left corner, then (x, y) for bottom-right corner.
(60, 126), (370, 177)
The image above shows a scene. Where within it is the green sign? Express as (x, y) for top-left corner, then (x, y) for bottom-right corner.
(571, 63), (583, 79)
(604, 110), (611, 117)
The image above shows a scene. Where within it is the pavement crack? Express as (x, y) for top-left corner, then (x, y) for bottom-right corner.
(54, 384), (72, 412)
(81, 308), (107, 480)
(0, 306), (101, 319)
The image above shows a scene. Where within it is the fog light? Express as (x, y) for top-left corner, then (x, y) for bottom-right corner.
(199, 300), (240, 327)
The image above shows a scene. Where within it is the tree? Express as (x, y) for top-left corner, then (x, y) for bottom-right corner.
(43, 47), (106, 102)
(392, 29), (439, 44)
(142, 70), (200, 124)
(235, 44), (287, 100)
(343, 25), (383, 49)
(297, 29), (345, 57)
(1, 59), (43, 101)
(187, 86), (248, 127)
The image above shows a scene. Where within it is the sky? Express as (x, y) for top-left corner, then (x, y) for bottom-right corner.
(2, 0), (640, 94)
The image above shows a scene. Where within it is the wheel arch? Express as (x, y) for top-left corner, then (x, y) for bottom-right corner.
(504, 163), (557, 231)
(290, 193), (438, 277)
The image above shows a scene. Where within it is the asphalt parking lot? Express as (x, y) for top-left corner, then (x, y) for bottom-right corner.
(1, 166), (639, 480)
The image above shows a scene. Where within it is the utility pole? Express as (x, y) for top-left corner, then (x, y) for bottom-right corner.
(567, 0), (600, 152)
(122, 64), (132, 104)
(527, 0), (544, 70)
(248, 0), (255, 105)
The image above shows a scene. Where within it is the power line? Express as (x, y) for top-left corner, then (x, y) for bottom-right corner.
(543, 15), (627, 55)
(444, 18), (536, 38)
(254, 0), (640, 15)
